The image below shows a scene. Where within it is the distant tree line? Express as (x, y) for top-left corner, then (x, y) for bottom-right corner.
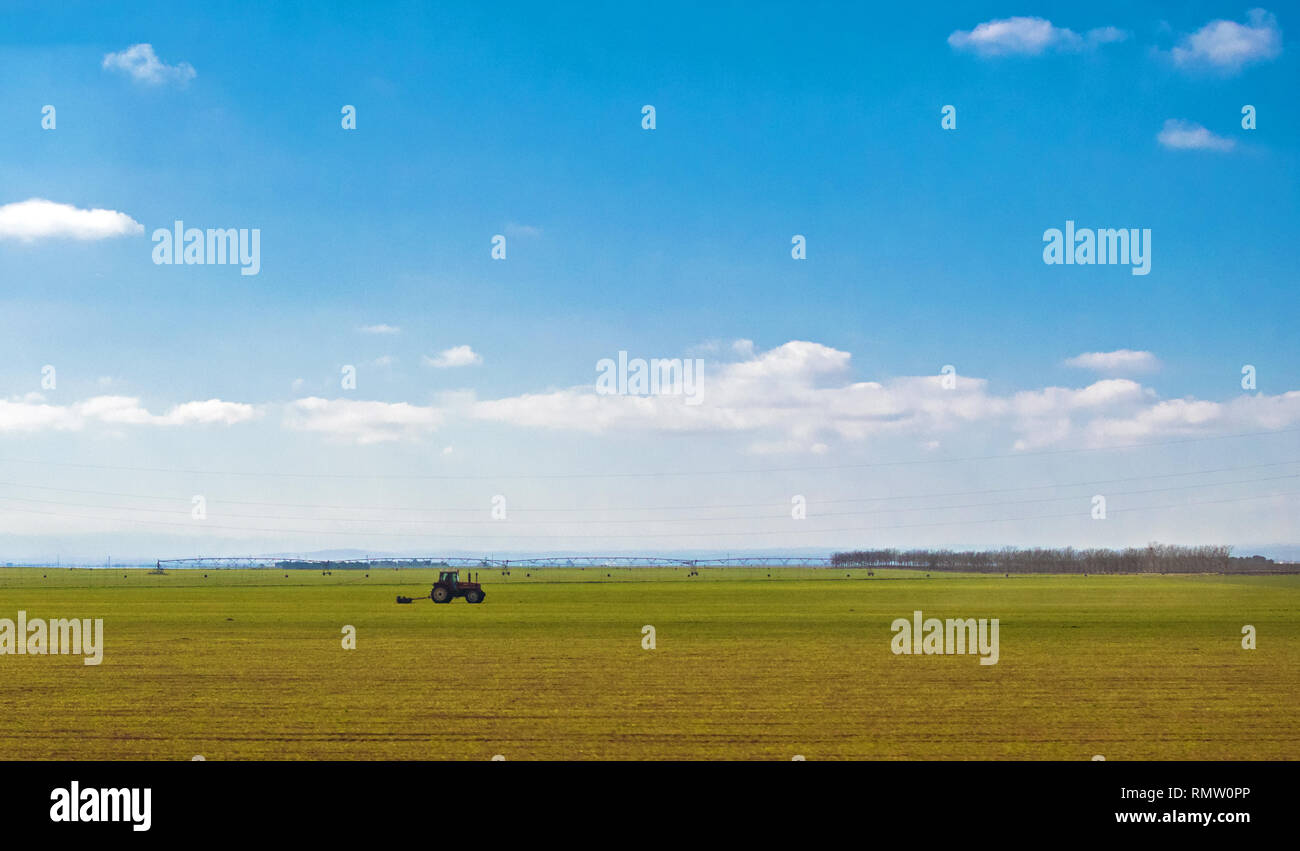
(830, 544), (1242, 574)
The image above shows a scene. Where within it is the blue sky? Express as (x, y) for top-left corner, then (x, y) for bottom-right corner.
(0, 2), (1296, 561)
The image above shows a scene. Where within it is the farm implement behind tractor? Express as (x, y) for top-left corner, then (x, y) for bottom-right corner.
(396, 569), (485, 604)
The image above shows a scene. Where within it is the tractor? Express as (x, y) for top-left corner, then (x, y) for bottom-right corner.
(432, 569), (484, 603)
(395, 569), (485, 604)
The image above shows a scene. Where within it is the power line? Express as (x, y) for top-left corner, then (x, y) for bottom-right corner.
(0, 471), (1295, 526)
(0, 426), (1295, 481)
(0, 457), (1296, 513)
(0, 486), (1294, 539)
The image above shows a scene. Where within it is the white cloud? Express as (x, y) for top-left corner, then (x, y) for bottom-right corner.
(161, 399), (260, 426)
(1082, 392), (1300, 446)
(423, 345), (482, 368)
(71, 396), (162, 426)
(358, 324), (400, 335)
(0, 397), (81, 433)
(472, 341), (957, 441)
(284, 397), (443, 444)
(1156, 119), (1236, 152)
(948, 17), (1126, 56)
(949, 17), (1068, 55)
(5, 343), (1295, 457)
(372, 355), (397, 367)
(1064, 349), (1162, 373)
(102, 43), (196, 85)
(1168, 9), (1282, 73)
(504, 223), (542, 237)
(0, 199), (143, 242)
(74, 396), (259, 427)
(0, 395), (258, 432)
(1085, 26), (1129, 46)
(467, 340), (1300, 454)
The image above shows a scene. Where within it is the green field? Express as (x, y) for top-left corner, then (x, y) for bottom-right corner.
(0, 566), (1296, 760)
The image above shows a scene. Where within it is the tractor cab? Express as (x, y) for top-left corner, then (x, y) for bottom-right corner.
(439, 569), (459, 589)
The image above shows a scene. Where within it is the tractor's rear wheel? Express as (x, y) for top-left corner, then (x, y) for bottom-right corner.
(431, 586), (451, 603)
(465, 589), (484, 604)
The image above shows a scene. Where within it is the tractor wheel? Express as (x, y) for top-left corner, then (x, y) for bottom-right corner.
(465, 589), (484, 604)
(431, 586), (451, 603)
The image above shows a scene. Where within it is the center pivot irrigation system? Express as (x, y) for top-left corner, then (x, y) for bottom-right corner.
(156, 555), (835, 569)
(154, 555), (835, 607)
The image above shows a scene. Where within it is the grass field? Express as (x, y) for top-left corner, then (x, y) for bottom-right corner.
(0, 566), (1296, 760)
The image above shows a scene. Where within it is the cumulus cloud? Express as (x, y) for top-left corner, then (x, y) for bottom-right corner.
(1168, 9), (1282, 73)
(467, 340), (1300, 454)
(0, 199), (143, 242)
(102, 43), (196, 85)
(1085, 26), (1129, 46)
(423, 345), (482, 368)
(358, 324), (400, 335)
(6, 343), (1296, 455)
(1081, 392), (1300, 447)
(284, 397), (443, 444)
(472, 341), (970, 449)
(0, 396), (80, 433)
(731, 339), (757, 358)
(1156, 119), (1236, 152)
(948, 17), (1127, 56)
(160, 399), (261, 426)
(0, 395), (258, 433)
(1064, 349), (1162, 373)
